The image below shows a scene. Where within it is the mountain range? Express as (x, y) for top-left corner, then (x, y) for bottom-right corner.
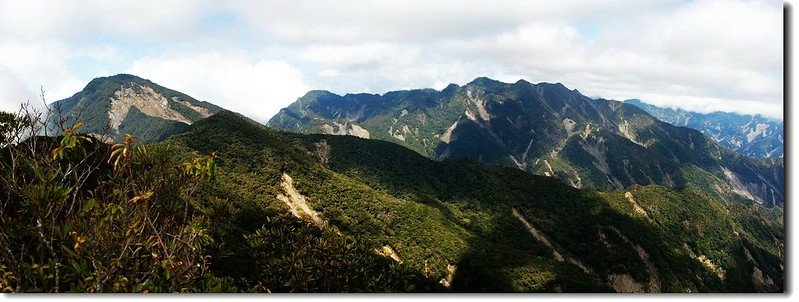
(268, 77), (784, 207)
(1, 74), (782, 293)
(624, 99), (783, 159)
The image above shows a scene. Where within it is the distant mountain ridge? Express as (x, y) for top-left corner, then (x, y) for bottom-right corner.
(48, 74), (223, 143)
(624, 99), (783, 159)
(268, 77), (784, 207)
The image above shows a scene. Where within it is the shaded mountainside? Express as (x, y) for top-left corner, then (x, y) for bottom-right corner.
(169, 111), (783, 292)
(624, 99), (783, 159)
(0, 108), (783, 292)
(48, 74), (223, 143)
(268, 78), (784, 207)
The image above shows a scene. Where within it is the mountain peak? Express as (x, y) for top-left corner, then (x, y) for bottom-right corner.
(49, 74), (223, 143)
(623, 99), (644, 105)
(514, 79), (532, 86)
(442, 83), (460, 91)
(97, 73), (146, 82)
(301, 90), (338, 98)
(466, 76), (504, 88)
(84, 73), (150, 89)
(537, 81), (569, 91)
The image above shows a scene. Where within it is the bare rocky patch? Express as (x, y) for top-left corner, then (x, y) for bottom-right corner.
(562, 118), (576, 135)
(543, 160), (555, 177)
(176, 98), (213, 118)
(617, 121), (650, 147)
(438, 264), (457, 288)
(720, 167), (761, 203)
(746, 123), (768, 143)
(466, 89), (491, 121)
(374, 245), (402, 263)
(108, 84), (192, 132)
(276, 173), (327, 228)
(623, 191), (649, 218)
(348, 123), (370, 138)
(440, 120), (459, 143)
(509, 155), (525, 170)
(321, 122), (370, 139)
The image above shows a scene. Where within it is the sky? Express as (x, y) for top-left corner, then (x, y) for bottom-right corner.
(0, 0), (784, 122)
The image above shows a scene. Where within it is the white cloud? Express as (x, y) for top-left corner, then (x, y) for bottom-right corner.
(0, 66), (30, 113)
(0, 40), (87, 111)
(246, 0), (780, 119)
(129, 51), (308, 122)
(317, 69), (340, 77)
(0, 0), (784, 120)
(422, 0), (783, 119)
(295, 42), (479, 95)
(629, 93), (782, 120)
(0, 0), (215, 41)
(227, 0), (673, 44)
(299, 43), (416, 70)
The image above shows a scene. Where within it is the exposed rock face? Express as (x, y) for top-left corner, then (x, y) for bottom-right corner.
(178, 99), (213, 118)
(440, 120), (459, 144)
(276, 173), (327, 228)
(109, 84), (193, 132)
(374, 245), (402, 263)
(721, 167), (761, 203)
(349, 123), (370, 139)
(439, 264), (457, 288)
(321, 122), (370, 139)
(624, 191), (648, 217)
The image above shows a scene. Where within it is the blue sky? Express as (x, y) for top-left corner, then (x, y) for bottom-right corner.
(0, 0), (784, 122)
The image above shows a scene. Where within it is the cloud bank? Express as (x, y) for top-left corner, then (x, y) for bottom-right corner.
(0, 0), (784, 121)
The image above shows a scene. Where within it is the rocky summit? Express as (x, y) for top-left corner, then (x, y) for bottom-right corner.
(47, 74), (223, 143)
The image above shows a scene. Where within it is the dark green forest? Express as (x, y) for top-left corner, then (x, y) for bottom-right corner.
(0, 109), (783, 293)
